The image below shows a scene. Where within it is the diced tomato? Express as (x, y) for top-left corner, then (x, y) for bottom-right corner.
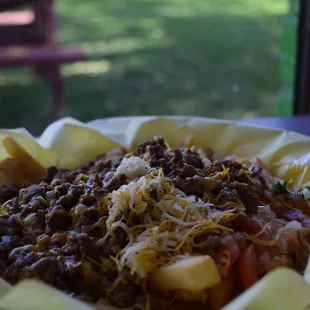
(282, 209), (305, 221)
(269, 199), (288, 217)
(259, 251), (294, 272)
(208, 267), (239, 310)
(292, 199), (310, 215)
(238, 243), (259, 289)
(217, 241), (240, 276)
(232, 214), (262, 235)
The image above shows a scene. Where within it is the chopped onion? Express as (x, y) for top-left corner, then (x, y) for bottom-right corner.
(284, 220), (302, 231)
(301, 188), (310, 200)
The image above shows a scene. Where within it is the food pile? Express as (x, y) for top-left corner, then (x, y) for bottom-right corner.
(0, 136), (310, 310)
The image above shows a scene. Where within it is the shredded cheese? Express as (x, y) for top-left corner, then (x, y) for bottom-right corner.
(97, 167), (244, 278)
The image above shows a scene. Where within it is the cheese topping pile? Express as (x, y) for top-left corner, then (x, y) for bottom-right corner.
(100, 157), (241, 278)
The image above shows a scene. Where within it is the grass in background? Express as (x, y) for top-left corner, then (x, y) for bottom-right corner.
(0, 0), (289, 134)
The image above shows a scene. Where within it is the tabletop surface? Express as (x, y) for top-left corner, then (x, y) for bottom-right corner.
(240, 115), (310, 136)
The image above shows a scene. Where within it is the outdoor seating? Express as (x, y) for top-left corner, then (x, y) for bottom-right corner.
(0, 0), (87, 118)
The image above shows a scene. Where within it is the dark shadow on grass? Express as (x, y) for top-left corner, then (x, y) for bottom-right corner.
(0, 0), (285, 134)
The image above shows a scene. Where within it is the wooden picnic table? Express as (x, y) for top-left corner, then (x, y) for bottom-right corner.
(0, 0), (87, 118)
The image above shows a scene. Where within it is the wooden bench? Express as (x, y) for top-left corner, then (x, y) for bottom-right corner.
(0, 0), (88, 119)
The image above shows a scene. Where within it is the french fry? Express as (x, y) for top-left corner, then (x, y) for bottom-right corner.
(150, 255), (221, 292)
(304, 256), (310, 285)
(223, 268), (310, 310)
(0, 280), (93, 310)
(2, 137), (46, 183)
(0, 278), (11, 299)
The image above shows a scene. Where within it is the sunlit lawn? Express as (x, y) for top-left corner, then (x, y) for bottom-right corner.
(0, 0), (288, 134)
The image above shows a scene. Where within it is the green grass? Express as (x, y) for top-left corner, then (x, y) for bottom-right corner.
(0, 0), (289, 134)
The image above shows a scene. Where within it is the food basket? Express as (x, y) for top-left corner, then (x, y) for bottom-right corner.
(0, 116), (310, 310)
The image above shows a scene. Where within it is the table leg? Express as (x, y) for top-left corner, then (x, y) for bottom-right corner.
(34, 63), (66, 119)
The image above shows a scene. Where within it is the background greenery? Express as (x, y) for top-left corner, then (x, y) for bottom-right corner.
(0, 0), (290, 134)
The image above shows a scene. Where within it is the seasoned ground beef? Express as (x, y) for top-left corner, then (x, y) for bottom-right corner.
(0, 137), (309, 310)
